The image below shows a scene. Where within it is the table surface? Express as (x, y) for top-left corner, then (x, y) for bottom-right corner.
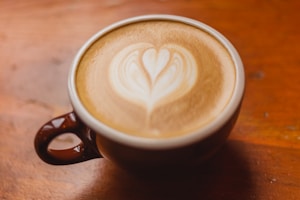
(1, 0), (300, 199)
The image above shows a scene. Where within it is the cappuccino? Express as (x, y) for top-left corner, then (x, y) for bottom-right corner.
(76, 20), (235, 139)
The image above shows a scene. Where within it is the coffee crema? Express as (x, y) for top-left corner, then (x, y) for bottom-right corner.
(76, 20), (236, 139)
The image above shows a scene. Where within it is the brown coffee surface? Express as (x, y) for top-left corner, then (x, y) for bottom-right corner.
(76, 20), (236, 139)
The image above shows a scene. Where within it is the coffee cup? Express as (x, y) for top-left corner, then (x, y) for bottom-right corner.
(34, 14), (245, 171)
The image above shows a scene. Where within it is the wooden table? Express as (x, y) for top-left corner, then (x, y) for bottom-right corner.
(1, 0), (300, 199)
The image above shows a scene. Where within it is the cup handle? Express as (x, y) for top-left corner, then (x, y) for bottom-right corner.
(34, 111), (102, 165)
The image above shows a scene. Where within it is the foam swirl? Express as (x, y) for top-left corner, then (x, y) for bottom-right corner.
(109, 43), (198, 111)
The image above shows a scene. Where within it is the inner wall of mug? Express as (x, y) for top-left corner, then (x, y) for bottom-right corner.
(68, 14), (245, 150)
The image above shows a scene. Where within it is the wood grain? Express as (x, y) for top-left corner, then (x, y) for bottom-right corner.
(1, 0), (300, 199)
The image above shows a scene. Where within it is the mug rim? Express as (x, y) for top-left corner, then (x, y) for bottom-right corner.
(68, 14), (245, 150)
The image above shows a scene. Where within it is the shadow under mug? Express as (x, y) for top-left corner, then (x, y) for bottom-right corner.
(34, 14), (245, 172)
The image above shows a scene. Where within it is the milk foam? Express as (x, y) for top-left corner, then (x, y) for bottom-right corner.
(109, 43), (198, 112)
(76, 20), (236, 138)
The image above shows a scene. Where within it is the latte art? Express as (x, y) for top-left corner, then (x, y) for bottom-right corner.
(109, 43), (198, 111)
(76, 20), (236, 139)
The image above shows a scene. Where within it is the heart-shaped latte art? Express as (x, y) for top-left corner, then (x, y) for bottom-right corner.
(109, 43), (198, 111)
